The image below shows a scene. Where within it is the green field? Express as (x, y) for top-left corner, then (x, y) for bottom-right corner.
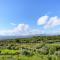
(0, 36), (60, 60)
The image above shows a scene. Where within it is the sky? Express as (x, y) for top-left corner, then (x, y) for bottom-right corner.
(0, 0), (60, 36)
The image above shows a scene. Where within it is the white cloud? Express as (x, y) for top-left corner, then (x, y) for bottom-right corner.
(0, 24), (29, 36)
(37, 16), (49, 25)
(44, 16), (60, 29)
(0, 23), (43, 36)
(13, 24), (29, 33)
(37, 15), (60, 29)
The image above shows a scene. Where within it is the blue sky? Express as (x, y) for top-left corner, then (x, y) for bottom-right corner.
(0, 0), (60, 36)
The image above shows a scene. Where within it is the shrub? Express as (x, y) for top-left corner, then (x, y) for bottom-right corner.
(48, 56), (52, 60)
(49, 47), (56, 55)
(21, 50), (34, 56)
(54, 51), (60, 56)
(37, 46), (49, 55)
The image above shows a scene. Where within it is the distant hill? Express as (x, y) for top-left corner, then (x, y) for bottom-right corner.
(0, 34), (60, 40)
(0, 35), (32, 40)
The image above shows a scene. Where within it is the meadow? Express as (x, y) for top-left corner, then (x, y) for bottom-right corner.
(0, 36), (60, 60)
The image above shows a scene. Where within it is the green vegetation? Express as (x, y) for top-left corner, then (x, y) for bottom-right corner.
(0, 36), (60, 60)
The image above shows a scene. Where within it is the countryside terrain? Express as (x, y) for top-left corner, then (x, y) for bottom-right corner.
(0, 36), (60, 60)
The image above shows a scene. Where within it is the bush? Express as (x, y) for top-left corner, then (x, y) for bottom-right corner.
(48, 56), (52, 60)
(49, 47), (56, 55)
(54, 51), (60, 56)
(21, 50), (34, 56)
(37, 46), (49, 55)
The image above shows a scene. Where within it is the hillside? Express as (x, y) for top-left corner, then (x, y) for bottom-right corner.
(0, 36), (60, 60)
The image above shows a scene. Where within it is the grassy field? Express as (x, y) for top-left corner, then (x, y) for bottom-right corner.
(0, 36), (60, 60)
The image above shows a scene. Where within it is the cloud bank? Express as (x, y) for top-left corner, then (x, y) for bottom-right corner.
(37, 15), (60, 35)
(0, 24), (29, 36)
(0, 15), (60, 36)
(37, 15), (60, 29)
(44, 16), (60, 29)
(0, 24), (43, 36)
